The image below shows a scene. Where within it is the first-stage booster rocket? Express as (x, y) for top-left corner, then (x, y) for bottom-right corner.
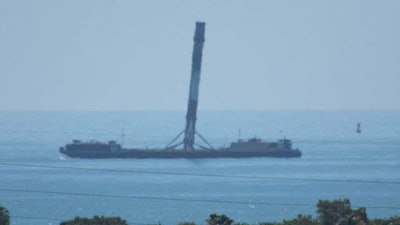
(183, 22), (205, 151)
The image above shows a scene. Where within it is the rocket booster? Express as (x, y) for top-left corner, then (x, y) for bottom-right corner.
(183, 22), (205, 151)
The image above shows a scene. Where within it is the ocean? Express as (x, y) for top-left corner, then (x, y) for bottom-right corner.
(0, 110), (399, 225)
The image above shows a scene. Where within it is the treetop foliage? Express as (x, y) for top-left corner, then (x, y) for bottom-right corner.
(2, 199), (400, 225)
(206, 214), (234, 225)
(0, 205), (10, 225)
(59, 215), (128, 225)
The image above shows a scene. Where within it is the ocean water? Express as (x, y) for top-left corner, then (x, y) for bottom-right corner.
(0, 110), (399, 225)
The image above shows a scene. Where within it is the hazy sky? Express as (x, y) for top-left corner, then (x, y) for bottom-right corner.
(1, 1), (399, 110)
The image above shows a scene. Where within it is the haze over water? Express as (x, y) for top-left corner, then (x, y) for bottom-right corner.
(1, 1), (400, 111)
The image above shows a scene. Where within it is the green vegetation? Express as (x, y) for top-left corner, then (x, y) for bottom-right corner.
(57, 205), (400, 225)
(202, 200), (399, 225)
(0, 205), (10, 225)
(59, 216), (128, 225)
(369, 216), (400, 225)
(2, 200), (400, 225)
(178, 222), (198, 225)
(316, 199), (367, 225)
(206, 214), (234, 225)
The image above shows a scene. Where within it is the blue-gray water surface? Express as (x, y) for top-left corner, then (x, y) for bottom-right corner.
(0, 111), (399, 225)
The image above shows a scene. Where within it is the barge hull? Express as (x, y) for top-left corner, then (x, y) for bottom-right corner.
(60, 149), (302, 159)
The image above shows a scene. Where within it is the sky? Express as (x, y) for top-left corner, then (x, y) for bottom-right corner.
(0, 1), (399, 111)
